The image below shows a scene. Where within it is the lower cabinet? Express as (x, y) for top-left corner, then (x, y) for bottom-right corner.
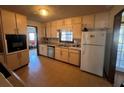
(6, 53), (19, 70)
(6, 50), (29, 70)
(55, 47), (80, 66)
(69, 49), (80, 66)
(39, 44), (47, 56)
(18, 50), (29, 67)
(55, 47), (69, 62)
(0, 54), (4, 64)
(61, 48), (69, 62)
(55, 47), (61, 60)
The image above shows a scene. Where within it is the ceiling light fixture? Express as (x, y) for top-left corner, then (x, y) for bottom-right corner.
(39, 9), (48, 16)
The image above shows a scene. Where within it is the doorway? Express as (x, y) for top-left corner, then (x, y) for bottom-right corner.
(27, 26), (39, 56)
(106, 9), (124, 85)
(114, 12), (124, 86)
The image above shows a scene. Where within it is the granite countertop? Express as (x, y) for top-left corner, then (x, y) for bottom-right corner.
(0, 73), (13, 87)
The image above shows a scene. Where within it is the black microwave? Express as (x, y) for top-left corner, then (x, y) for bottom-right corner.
(6, 34), (27, 53)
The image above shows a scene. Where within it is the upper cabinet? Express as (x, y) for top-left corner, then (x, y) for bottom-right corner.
(64, 18), (72, 30)
(46, 22), (51, 38)
(56, 19), (64, 29)
(94, 12), (109, 29)
(1, 9), (27, 35)
(72, 16), (82, 24)
(16, 13), (27, 34)
(1, 10), (17, 34)
(82, 15), (95, 30)
(72, 23), (82, 39)
(51, 21), (57, 38)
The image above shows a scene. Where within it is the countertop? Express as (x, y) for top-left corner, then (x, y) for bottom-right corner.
(39, 44), (81, 51)
(0, 73), (13, 87)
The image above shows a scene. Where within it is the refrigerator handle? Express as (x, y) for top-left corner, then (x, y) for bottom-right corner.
(82, 45), (86, 55)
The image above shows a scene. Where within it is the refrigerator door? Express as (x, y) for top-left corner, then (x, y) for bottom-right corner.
(82, 31), (106, 45)
(80, 45), (105, 76)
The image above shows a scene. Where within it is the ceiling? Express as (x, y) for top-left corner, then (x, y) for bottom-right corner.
(0, 5), (113, 23)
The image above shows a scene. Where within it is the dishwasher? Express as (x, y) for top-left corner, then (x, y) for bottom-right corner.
(47, 45), (55, 58)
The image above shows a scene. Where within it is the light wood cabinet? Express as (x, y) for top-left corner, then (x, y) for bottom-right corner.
(82, 15), (95, 30)
(1, 9), (27, 35)
(55, 47), (61, 60)
(6, 50), (29, 70)
(72, 17), (82, 24)
(16, 14), (27, 34)
(64, 18), (72, 25)
(64, 18), (73, 30)
(39, 44), (47, 56)
(69, 49), (80, 66)
(72, 23), (82, 39)
(51, 21), (57, 38)
(0, 9), (28, 70)
(95, 12), (109, 29)
(19, 50), (29, 66)
(46, 23), (51, 38)
(61, 48), (69, 62)
(1, 10), (17, 34)
(0, 54), (4, 64)
(55, 47), (69, 63)
(6, 54), (19, 70)
(56, 20), (64, 29)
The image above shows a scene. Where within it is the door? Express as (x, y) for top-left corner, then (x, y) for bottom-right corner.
(106, 10), (123, 84)
(81, 45), (105, 76)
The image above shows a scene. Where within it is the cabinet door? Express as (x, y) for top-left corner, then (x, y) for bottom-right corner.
(56, 20), (64, 29)
(95, 12), (109, 29)
(55, 47), (61, 60)
(82, 15), (95, 30)
(72, 17), (82, 24)
(72, 23), (82, 39)
(64, 18), (72, 25)
(69, 49), (80, 66)
(0, 55), (4, 64)
(46, 22), (51, 38)
(1, 10), (17, 34)
(20, 50), (29, 66)
(16, 14), (27, 34)
(39, 45), (47, 56)
(61, 48), (69, 62)
(51, 21), (57, 38)
(6, 54), (19, 70)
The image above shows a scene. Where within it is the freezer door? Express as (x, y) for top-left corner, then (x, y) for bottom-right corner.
(80, 45), (105, 76)
(82, 31), (106, 45)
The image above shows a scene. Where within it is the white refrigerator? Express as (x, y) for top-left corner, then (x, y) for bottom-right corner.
(80, 31), (106, 77)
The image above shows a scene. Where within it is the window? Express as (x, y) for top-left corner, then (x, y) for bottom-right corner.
(116, 24), (124, 69)
(60, 31), (73, 42)
(29, 33), (35, 41)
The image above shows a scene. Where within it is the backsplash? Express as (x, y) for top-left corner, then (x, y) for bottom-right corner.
(40, 37), (81, 47)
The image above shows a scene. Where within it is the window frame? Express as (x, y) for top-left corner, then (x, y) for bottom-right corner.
(59, 31), (74, 43)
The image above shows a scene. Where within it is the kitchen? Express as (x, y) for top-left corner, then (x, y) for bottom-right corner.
(0, 5), (124, 87)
